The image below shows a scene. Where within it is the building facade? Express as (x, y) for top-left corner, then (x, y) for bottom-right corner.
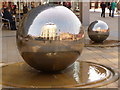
(41, 23), (57, 40)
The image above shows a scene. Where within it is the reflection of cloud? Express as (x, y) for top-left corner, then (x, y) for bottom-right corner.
(93, 20), (108, 31)
(27, 6), (81, 37)
(96, 27), (101, 31)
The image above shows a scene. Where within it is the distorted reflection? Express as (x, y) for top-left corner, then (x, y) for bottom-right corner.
(88, 20), (109, 43)
(46, 52), (57, 56)
(72, 62), (110, 83)
(41, 23), (57, 40)
(95, 27), (109, 32)
(92, 20), (109, 32)
(27, 6), (81, 37)
(88, 66), (108, 82)
(3, 61), (118, 88)
(17, 4), (84, 71)
(27, 22), (84, 41)
(73, 62), (80, 83)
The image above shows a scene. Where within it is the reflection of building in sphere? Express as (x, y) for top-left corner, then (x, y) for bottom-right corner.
(88, 20), (109, 43)
(60, 32), (74, 40)
(41, 23), (57, 40)
(17, 4), (84, 72)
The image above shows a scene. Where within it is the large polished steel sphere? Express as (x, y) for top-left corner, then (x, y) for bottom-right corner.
(16, 4), (84, 72)
(88, 20), (109, 43)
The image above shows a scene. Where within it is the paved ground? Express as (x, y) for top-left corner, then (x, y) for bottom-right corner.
(0, 11), (119, 88)
(1, 30), (119, 88)
(88, 12), (119, 40)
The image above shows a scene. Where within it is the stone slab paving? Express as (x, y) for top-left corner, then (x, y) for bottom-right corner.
(78, 47), (119, 88)
(85, 12), (119, 41)
(0, 30), (119, 88)
(0, 11), (119, 88)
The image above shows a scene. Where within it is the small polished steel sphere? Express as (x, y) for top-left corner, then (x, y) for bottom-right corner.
(16, 4), (84, 72)
(88, 20), (109, 43)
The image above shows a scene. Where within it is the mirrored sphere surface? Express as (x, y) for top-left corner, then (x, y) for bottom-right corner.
(88, 20), (109, 43)
(16, 4), (84, 72)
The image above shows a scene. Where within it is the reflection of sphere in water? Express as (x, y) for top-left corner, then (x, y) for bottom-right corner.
(88, 20), (109, 43)
(16, 4), (84, 72)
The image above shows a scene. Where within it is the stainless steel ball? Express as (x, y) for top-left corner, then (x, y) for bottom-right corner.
(88, 20), (109, 43)
(16, 4), (84, 72)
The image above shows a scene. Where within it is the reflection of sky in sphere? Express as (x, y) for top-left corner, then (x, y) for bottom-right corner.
(27, 6), (81, 37)
(92, 20), (108, 31)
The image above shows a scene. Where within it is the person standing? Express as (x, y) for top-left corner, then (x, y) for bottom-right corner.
(111, 1), (117, 17)
(108, 2), (112, 16)
(100, 2), (107, 17)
